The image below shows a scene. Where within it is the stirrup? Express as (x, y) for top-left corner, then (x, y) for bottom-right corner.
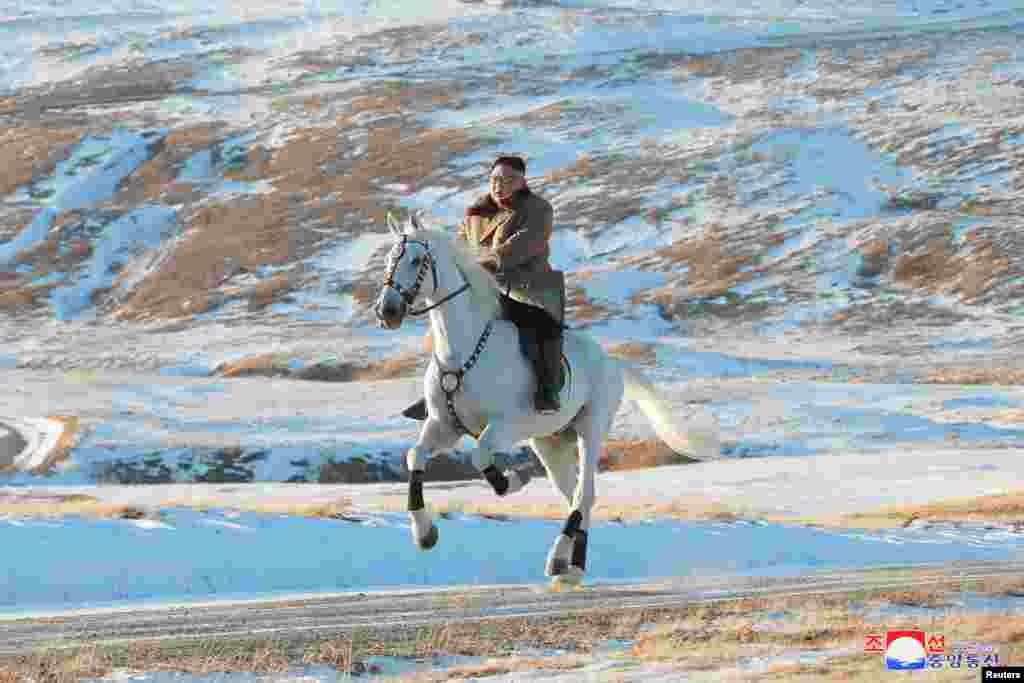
(402, 398), (428, 421)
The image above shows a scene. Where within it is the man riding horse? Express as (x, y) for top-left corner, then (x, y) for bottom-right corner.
(402, 155), (566, 420)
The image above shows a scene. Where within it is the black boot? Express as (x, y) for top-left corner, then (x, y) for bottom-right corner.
(402, 398), (427, 420)
(533, 333), (563, 414)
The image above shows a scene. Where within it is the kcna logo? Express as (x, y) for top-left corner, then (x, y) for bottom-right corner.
(864, 629), (945, 670)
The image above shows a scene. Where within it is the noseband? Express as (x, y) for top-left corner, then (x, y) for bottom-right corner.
(379, 234), (470, 317)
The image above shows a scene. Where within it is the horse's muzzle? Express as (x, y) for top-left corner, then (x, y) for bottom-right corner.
(375, 299), (405, 330)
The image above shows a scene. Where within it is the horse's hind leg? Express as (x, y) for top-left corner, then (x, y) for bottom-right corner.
(546, 409), (606, 584)
(473, 418), (540, 497)
(531, 432), (578, 507)
(532, 431), (585, 579)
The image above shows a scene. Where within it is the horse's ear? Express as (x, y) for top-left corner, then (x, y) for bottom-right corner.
(386, 210), (402, 236)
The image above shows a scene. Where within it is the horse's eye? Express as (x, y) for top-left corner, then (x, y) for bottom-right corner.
(411, 257), (422, 267)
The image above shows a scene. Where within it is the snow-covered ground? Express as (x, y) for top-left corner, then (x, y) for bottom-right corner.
(3, 506), (1024, 616)
(2, 0), (1024, 679)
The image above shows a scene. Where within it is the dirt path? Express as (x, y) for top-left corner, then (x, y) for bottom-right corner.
(2, 560), (1022, 657)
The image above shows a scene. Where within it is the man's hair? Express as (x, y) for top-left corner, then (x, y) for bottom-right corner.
(491, 155), (526, 175)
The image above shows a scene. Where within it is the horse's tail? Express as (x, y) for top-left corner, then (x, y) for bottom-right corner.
(620, 362), (721, 461)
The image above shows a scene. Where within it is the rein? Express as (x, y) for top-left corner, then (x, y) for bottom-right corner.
(380, 232), (494, 438)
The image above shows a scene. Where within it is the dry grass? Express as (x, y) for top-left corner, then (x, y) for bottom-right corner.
(0, 494), (144, 520)
(345, 80), (466, 119)
(893, 234), (1010, 303)
(376, 487), (1024, 530)
(604, 342), (658, 365)
(114, 126), (227, 204)
(542, 154), (598, 185)
(877, 589), (955, 609)
(213, 352), (292, 378)
(854, 237), (891, 277)
(603, 438), (699, 471)
(671, 48), (803, 82)
(840, 490), (1024, 528)
(926, 366), (1024, 386)
(987, 408), (1024, 424)
(6, 585), (1023, 682)
(377, 496), (750, 524)
(111, 88), (483, 320)
(152, 497), (355, 519)
(0, 282), (54, 310)
(565, 284), (613, 324)
(9, 486), (1023, 529)
(629, 593), (1021, 681)
(0, 127), (85, 197)
(292, 353), (421, 382)
(772, 490), (1024, 530)
(641, 224), (757, 305)
(0, 494), (353, 520)
(631, 604), (863, 667)
(112, 192), (307, 319)
(2, 640), (294, 682)
(374, 654), (588, 683)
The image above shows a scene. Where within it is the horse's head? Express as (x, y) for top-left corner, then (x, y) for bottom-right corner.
(374, 211), (436, 329)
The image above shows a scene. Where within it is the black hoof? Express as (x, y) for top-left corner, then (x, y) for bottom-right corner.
(482, 465), (509, 496)
(547, 557), (569, 576)
(416, 524), (439, 550)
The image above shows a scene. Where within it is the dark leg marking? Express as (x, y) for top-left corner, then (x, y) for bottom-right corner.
(548, 558), (569, 575)
(571, 530), (588, 571)
(562, 509), (583, 537)
(418, 523), (439, 550)
(483, 464), (509, 496)
(562, 510), (587, 571)
(408, 469), (425, 511)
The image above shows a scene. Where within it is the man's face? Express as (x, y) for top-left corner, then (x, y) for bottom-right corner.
(489, 164), (525, 203)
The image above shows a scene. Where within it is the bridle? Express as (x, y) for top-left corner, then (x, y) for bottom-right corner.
(377, 234), (470, 317)
(376, 229), (493, 438)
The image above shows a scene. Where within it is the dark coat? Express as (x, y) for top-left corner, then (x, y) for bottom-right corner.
(460, 189), (564, 323)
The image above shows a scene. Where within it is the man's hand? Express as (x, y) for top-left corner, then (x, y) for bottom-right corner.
(475, 245), (495, 258)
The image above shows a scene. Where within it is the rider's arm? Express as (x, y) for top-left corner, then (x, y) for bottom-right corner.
(493, 201), (553, 270)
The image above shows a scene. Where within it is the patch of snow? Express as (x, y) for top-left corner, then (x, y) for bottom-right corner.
(83, 665), (346, 682)
(2, 507), (1024, 614)
(577, 270), (668, 306)
(0, 130), (161, 265)
(752, 128), (912, 224)
(0, 416), (67, 471)
(49, 206), (179, 321)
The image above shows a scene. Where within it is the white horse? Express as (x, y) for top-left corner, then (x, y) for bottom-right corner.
(374, 212), (720, 588)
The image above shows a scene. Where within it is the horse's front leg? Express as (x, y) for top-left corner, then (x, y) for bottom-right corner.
(408, 417), (460, 550)
(472, 420), (534, 497)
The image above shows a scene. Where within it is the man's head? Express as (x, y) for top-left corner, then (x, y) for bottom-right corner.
(489, 155), (527, 205)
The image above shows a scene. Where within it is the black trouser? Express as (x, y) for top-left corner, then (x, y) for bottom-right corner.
(500, 294), (563, 409)
(499, 294), (562, 355)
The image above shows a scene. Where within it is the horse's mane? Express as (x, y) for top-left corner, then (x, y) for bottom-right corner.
(414, 225), (502, 322)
